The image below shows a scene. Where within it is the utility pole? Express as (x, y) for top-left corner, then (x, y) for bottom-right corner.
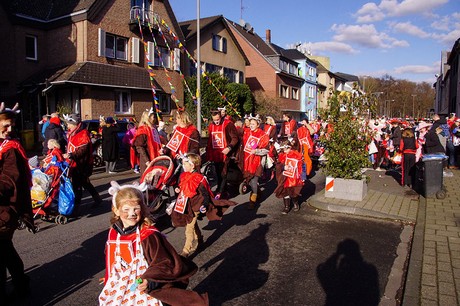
(196, 0), (201, 134)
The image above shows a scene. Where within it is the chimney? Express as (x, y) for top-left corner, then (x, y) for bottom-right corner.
(266, 29), (271, 43)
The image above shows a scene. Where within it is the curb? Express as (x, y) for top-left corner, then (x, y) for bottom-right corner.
(401, 196), (425, 305)
(307, 190), (415, 223)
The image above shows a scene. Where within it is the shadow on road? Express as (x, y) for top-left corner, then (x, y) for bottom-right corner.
(194, 223), (270, 306)
(316, 238), (380, 306)
(22, 231), (107, 306)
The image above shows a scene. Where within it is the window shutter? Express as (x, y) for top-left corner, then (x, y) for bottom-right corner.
(98, 28), (106, 57)
(131, 38), (140, 63)
(147, 41), (154, 65)
(173, 48), (180, 71)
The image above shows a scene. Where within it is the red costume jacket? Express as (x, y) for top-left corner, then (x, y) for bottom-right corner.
(281, 119), (297, 138)
(66, 125), (93, 177)
(278, 150), (303, 188)
(134, 125), (161, 161)
(297, 126), (314, 155)
(166, 124), (200, 158)
(242, 128), (269, 175)
(206, 119), (238, 163)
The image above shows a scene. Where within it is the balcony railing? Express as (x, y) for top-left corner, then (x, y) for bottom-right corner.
(129, 6), (157, 28)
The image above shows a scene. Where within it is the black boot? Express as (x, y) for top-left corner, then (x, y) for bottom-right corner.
(292, 197), (300, 211)
(282, 198), (290, 214)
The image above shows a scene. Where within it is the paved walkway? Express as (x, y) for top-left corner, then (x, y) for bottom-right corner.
(308, 168), (460, 306)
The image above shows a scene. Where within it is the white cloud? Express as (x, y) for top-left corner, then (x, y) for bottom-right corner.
(390, 21), (431, 38)
(431, 16), (451, 31)
(432, 27), (460, 46)
(302, 41), (358, 54)
(355, 0), (449, 22)
(393, 63), (438, 75)
(331, 23), (409, 49)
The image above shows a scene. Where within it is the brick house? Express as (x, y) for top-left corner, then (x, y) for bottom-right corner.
(225, 20), (305, 120)
(0, 0), (185, 138)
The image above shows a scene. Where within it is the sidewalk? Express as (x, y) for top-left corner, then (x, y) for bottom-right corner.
(308, 168), (460, 306)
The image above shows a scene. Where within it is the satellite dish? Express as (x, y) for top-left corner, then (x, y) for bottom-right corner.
(239, 19), (245, 27)
(244, 22), (252, 31)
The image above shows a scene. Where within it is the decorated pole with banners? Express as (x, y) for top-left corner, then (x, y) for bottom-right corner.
(196, 0), (201, 134)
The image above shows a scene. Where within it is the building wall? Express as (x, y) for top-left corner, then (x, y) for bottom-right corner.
(229, 27), (276, 97)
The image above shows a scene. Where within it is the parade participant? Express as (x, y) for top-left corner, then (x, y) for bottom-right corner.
(389, 119), (401, 154)
(171, 153), (236, 257)
(399, 127), (418, 187)
(133, 108), (161, 174)
(99, 181), (209, 306)
(122, 122), (140, 173)
(0, 103), (35, 302)
(263, 116), (277, 141)
(41, 139), (64, 168)
(241, 116), (270, 209)
(296, 118), (314, 179)
(218, 106), (233, 122)
(278, 113), (297, 140)
(63, 113), (102, 213)
(165, 110), (200, 159)
(274, 139), (304, 214)
(101, 117), (120, 174)
(206, 108), (239, 199)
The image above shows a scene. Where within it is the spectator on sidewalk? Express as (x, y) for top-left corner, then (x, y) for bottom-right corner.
(122, 122), (139, 173)
(400, 127), (418, 187)
(101, 117), (120, 174)
(39, 114), (50, 155)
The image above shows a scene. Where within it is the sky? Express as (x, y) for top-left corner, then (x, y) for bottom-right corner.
(168, 0), (460, 84)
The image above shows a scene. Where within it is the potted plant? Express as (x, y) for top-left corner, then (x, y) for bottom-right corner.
(319, 87), (375, 201)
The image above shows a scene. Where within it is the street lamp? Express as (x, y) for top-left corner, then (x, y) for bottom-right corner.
(196, 0), (201, 134)
(385, 99), (395, 117)
(411, 94), (417, 118)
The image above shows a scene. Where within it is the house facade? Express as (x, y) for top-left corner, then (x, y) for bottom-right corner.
(179, 15), (248, 85)
(282, 49), (318, 120)
(434, 38), (459, 116)
(226, 22), (304, 120)
(0, 0), (184, 138)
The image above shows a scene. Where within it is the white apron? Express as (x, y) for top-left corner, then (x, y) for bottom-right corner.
(99, 228), (163, 306)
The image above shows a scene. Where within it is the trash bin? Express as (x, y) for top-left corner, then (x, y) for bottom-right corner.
(20, 129), (35, 151)
(417, 153), (447, 199)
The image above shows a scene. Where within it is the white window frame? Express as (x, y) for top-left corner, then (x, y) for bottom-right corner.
(154, 46), (171, 68)
(292, 87), (299, 100)
(98, 28), (127, 60)
(114, 90), (132, 114)
(131, 37), (140, 63)
(280, 84), (289, 98)
(212, 34), (227, 53)
(25, 35), (38, 60)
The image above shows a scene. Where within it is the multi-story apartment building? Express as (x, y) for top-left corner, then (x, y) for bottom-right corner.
(224, 22), (305, 120)
(434, 38), (459, 116)
(0, 0), (185, 135)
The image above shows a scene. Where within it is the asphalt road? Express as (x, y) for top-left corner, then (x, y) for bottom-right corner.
(8, 169), (407, 306)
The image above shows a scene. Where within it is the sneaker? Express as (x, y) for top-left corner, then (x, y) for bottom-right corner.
(375, 167), (385, 172)
(108, 171), (116, 174)
(133, 169), (140, 174)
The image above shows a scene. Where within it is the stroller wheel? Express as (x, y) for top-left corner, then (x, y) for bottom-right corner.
(17, 220), (26, 230)
(93, 155), (103, 168)
(55, 215), (61, 224)
(56, 215), (68, 225)
(239, 182), (248, 195)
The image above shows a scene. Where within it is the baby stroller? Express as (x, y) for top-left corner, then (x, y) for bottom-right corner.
(31, 157), (74, 225)
(140, 155), (175, 221)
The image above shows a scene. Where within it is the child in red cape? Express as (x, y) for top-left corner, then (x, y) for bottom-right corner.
(170, 153), (237, 257)
(99, 181), (208, 306)
(274, 139), (304, 214)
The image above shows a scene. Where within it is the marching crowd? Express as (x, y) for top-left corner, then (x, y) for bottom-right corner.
(2, 101), (460, 305)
